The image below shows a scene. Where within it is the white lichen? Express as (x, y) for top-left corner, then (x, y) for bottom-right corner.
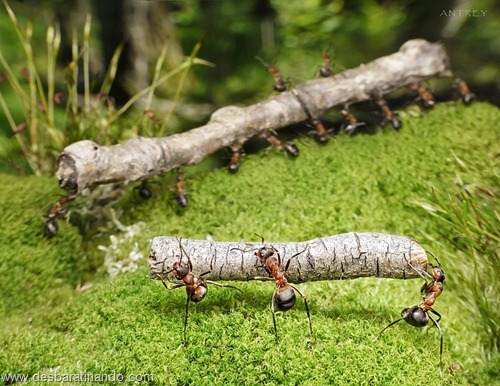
(98, 222), (146, 278)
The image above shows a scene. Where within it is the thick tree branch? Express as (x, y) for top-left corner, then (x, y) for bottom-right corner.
(57, 39), (451, 192)
(148, 233), (428, 282)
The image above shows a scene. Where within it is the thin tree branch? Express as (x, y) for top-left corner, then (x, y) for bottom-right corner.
(57, 39), (451, 192)
(149, 233), (429, 282)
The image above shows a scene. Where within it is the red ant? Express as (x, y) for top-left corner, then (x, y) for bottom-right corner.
(408, 82), (435, 109)
(44, 193), (77, 237)
(380, 252), (445, 375)
(160, 238), (241, 343)
(175, 171), (188, 208)
(228, 144), (245, 173)
(454, 78), (475, 105)
(308, 118), (333, 143)
(340, 107), (366, 135)
(255, 56), (287, 93)
(238, 236), (313, 346)
(319, 52), (331, 77)
(257, 130), (299, 157)
(373, 96), (402, 130)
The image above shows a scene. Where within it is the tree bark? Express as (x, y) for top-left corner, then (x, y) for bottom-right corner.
(56, 39), (451, 193)
(149, 233), (428, 283)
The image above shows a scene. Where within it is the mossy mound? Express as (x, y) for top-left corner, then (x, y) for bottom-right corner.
(0, 102), (498, 385)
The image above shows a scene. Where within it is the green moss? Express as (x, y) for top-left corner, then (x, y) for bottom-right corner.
(0, 102), (498, 385)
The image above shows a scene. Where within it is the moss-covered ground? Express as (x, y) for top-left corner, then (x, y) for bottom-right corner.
(0, 102), (498, 385)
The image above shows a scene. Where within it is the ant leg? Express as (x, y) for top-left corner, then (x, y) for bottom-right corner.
(177, 237), (194, 272)
(379, 316), (404, 335)
(429, 308), (442, 323)
(402, 254), (433, 283)
(205, 280), (243, 293)
(248, 276), (275, 282)
(284, 249), (306, 272)
(289, 283), (314, 340)
(270, 291), (280, 347)
(183, 295), (190, 344)
(428, 313), (444, 378)
(161, 280), (185, 291)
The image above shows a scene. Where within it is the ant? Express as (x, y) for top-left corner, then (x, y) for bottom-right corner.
(319, 52), (332, 77)
(236, 236), (313, 347)
(175, 171), (188, 208)
(308, 118), (333, 143)
(380, 253), (445, 375)
(255, 56), (287, 93)
(408, 82), (435, 109)
(454, 78), (475, 105)
(373, 96), (402, 130)
(228, 144), (245, 173)
(44, 193), (77, 237)
(257, 130), (299, 157)
(159, 238), (241, 343)
(134, 180), (152, 200)
(340, 107), (366, 135)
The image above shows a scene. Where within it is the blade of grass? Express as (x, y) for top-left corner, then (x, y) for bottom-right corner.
(0, 92), (35, 172)
(158, 40), (214, 136)
(110, 58), (209, 122)
(83, 13), (91, 113)
(99, 42), (124, 98)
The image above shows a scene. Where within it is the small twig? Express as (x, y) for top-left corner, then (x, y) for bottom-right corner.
(149, 232), (428, 282)
(56, 39), (451, 193)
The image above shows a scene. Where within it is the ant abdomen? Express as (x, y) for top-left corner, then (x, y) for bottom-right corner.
(188, 283), (208, 303)
(45, 218), (59, 238)
(402, 305), (429, 328)
(275, 287), (296, 311)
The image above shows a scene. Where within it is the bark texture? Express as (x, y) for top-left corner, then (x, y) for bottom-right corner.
(149, 233), (429, 283)
(56, 39), (452, 193)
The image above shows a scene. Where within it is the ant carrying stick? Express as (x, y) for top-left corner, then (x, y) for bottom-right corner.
(255, 56), (287, 93)
(308, 118), (333, 143)
(160, 238), (241, 343)
(319, 52), (332, 77)
(340, 107), (366, 135)
(44, 193), (77, 237)
(175, 171), (188, 208)
(257, 130), (299, 157)
(373, 96), (402, 130)
(236, 236), (313, 347)
(380, 252), (445, 375)
(228, 144), (245, 173)
(454, 78), (475, 105)
(408, 83), (435, 109)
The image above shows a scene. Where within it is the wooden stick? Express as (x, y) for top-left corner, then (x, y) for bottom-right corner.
(149, 233), (429, 282)
(56, 39), (451, 192)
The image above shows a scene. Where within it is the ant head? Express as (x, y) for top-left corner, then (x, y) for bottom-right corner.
(274, 286), (296, 311)
(426, 251), (445, 282)
(172, 261), (189, 280)
(256, 246), (275, 261)
(188, 282), (208, 303)
(431, 265), (445, 283)
(402, 305), (429, 328)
